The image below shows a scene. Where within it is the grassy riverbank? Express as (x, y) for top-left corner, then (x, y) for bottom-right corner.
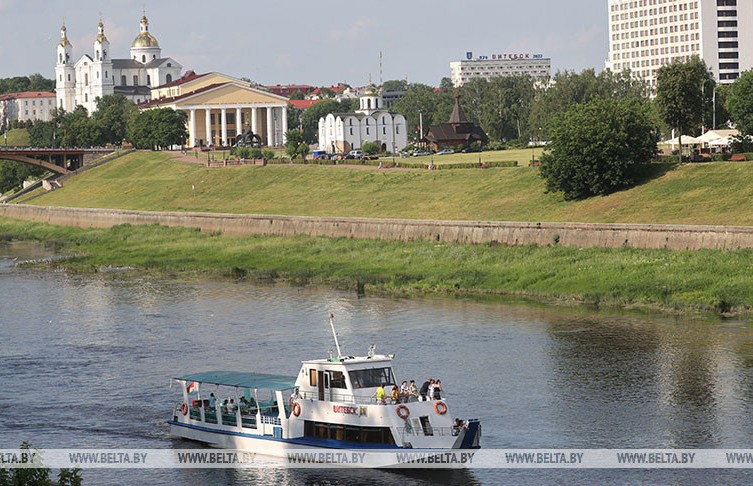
(16, 150), (753, 225)
(2, 217), (753, 316)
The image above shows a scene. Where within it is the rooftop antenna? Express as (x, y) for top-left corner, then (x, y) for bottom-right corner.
(329, 313), (343, 357)
(379, 51), (383, 86)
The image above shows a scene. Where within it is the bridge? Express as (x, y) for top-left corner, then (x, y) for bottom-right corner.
(0, 147), (115, 174)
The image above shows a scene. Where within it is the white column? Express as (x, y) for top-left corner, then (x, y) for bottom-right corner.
(281, 106), (288, 144)
(189, 109), (196, 148)
(235, 108), (242, 136)
(251, 108), (258, 135)
(221, 108), (228, 147)
(205, 108), (212, 146)
(266, 107), (274, 147)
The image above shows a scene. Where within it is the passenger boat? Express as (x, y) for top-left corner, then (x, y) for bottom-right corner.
(168, 315), (481, 462)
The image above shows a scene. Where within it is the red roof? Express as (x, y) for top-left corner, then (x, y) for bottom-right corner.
(154, 70), (209, 89)
(0, 91), (55, 101)
(288, 99), (319, 109)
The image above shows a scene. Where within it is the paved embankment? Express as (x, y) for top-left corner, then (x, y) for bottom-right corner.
(2, 204), (753, 250)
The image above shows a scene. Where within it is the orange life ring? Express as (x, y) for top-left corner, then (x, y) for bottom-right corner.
(434, 401), (448, 415)
(292, 402), (301, 417)
(181, 402), (189, 416)
(396, 404), (410, 419)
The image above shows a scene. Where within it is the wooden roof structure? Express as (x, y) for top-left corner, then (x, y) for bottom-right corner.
(424, 92), (488, 149)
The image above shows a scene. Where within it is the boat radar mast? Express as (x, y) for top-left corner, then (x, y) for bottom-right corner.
(329, 313), (343, 357)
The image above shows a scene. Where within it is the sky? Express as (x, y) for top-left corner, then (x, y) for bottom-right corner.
(0, 0), (610, 88)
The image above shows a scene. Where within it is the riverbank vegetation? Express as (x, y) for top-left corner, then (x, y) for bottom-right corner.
(17, 150), (753, 226)
(2, 218), (753, 316)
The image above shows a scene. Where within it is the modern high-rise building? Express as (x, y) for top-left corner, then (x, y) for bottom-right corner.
(450, 52), (551, 87)
(606, 0), (753, 89)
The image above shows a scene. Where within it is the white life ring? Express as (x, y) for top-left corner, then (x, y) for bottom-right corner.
(434, 401), (448, 415)
(396, 404), (410, 419)
(292, 402), (301, 417)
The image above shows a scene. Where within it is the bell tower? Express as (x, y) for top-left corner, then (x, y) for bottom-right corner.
(55, 21), (76, 112)
(90, 16), (114, 111)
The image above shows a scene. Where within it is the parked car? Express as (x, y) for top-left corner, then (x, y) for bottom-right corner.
(345, 150), (364, 160)
(412, 150), (431, 157)
(435, 148), (455, 155)
(313, 153), (330, 160)
(461, 146), (481, 153)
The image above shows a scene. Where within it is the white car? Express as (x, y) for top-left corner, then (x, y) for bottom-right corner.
(435, 149), (455, 155)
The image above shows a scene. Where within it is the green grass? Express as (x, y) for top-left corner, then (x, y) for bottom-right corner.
(8, 148), (753, 316)
(2, 128), (30, 147)
(17, 150), (753, 225)
(2, 218), (753, 315)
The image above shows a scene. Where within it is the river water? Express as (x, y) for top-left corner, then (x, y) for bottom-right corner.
(2, 241), (753, 485)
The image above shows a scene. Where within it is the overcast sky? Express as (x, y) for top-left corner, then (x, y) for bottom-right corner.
(0, 0), (609, 87)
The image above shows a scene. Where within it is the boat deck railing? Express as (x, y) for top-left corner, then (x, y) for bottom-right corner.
(298, 390), (443, 406)
(397, 426), (460, 439)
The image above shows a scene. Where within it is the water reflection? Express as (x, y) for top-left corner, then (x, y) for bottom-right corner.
(3, 241), (753, 485)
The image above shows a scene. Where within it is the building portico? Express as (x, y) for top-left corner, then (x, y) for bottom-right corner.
(184, 105), (288, 147)
(142, 76), (289, 148)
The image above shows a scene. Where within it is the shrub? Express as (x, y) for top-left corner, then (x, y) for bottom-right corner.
(540, 97), (656, 200)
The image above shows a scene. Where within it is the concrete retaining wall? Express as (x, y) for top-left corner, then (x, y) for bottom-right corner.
(2, 204), (753, 250)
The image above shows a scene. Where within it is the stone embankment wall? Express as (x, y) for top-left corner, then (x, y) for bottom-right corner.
(3, 204), (753, 250)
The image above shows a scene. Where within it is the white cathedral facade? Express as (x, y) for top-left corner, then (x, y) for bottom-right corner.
(55, 14), (182, 114)
(318, 87), (408, 155)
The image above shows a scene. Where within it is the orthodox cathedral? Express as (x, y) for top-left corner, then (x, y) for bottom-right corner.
(55, 13), (182, 114)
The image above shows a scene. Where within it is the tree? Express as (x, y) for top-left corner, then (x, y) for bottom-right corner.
(92, 94), (138, 145)
(361, 140), (380, 155)
(127, 108), (187, 149)
(58, 106), (101, 147)
(726, 70), (753, 136)
(284, 129), (308, 160)
(539, 97), (657, 200)
(528, 68), (647, 142)
(382, 79), (408, 92)
(654, 57), (710, 163)
(393, 83), (441, 141)
(289, 90), (305, 100)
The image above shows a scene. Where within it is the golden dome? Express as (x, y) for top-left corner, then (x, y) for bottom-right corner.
(132, 31), (159, 48)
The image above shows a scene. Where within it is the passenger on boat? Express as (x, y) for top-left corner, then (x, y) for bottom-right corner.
(391, 385), (400, 404)
(400, 381), (409, 402)
(419, 379), (430, 401)
(433, 379), (443, 400)
(428, 379), (436, 400)
(409, 380), (418, 402)
(222, 399), (229, 414)
(373, 384), (386, 405)
(209, 393), (216, 409)
(227, 399), (237, 414)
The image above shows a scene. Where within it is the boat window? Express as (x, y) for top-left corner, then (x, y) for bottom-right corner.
(304, 420), (395, 445)
(309, 369), (317, 386)
(349, 367), (396, 389)
(329, 371), (347, 389)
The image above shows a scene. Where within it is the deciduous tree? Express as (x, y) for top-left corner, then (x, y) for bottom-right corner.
(540, 97), (657, 200)
(654, 57), (710, 163)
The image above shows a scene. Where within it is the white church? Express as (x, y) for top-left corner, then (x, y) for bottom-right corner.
(55, 13), (182, 114)
(318, 86), (408, 155)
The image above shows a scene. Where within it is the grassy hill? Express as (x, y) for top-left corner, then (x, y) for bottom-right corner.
(8, 149), (753, 315)
(18, 150), (753, 226)
(3, 128), (30, 146)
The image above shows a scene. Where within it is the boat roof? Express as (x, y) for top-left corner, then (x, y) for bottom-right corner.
(302, 355), (393, 366)
(176, 371), (296, 390)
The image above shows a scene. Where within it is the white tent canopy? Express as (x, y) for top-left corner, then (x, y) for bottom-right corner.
(662, 135), (701, 145)
(698, 129), (739, 147)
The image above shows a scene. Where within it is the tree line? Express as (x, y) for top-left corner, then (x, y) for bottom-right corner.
(27, 95), (186, 149)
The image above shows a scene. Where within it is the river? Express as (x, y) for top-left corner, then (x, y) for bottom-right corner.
(2, 241), (753, 484)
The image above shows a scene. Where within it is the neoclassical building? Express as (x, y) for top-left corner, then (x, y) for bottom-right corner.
(318, 87), (408, 154)
(55, 13), (182, 113)
(142, 72), (289, 148)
